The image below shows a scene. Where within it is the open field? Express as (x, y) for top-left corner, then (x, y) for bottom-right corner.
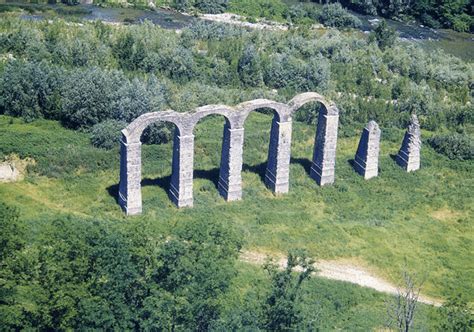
(1, 113), (472, 303)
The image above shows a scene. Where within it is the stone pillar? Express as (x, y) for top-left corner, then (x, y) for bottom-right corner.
(310, 108), (339, 186)
(218, 122), (244, 201)
(354, 120), (381, 180)
(265, 117), (292, 193)
(396, 114), (421, 172)
(169, 131), (194, 208)
(118, 137), (142, 215)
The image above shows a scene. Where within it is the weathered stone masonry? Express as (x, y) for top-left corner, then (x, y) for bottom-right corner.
(119, 92), (340, 215)
(396, 114), (421, 172)
(354, 120), (381, 180)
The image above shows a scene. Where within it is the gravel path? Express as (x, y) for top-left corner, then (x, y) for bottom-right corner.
(239, 250), (441, 306)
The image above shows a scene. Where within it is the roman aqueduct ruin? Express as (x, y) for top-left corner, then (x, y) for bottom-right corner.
(119, 92), (420, 215)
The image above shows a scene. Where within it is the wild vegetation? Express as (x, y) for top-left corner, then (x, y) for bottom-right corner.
(91, 0), (474, 32)
(0, 3), (473, 330)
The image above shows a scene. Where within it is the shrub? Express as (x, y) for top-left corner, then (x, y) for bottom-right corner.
(90, 120), (127, 150)
(0, 60), (64, 122)
(318, 3), (361, 29)
(369, 20), (397, 50)
(141, 122), (174, 145)
(428, 133), (473, 160)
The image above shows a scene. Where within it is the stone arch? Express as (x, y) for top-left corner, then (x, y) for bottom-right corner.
(236, 99), (292, 194)
(119, 111), (192, 215)
(289, 92), (339, 186)
(189, 105), (244, 202)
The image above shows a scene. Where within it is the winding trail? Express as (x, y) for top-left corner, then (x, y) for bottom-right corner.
(239, 250), (442, 307)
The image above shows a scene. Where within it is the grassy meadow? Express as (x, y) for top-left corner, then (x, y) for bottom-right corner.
(1, 112), (472, 304)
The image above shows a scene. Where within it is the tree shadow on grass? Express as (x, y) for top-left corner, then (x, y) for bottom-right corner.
(290, 157), (312, 177)
(348, 159), (356, 172)
(106, 168), (224, 203)
(242, 162), (267, 184)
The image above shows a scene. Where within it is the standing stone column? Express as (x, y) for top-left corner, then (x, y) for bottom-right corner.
(310, 107), (339, 186)
(396, 114), (421, 172)
(218, 122), (244, 201)
(119, 137), (142, 215)
(354, 121), (381, 179)
(169, 131), (194, 207)
(265, 117), (292, 193)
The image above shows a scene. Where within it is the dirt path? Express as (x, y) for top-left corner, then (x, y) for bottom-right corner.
(239, 250), (442, 307)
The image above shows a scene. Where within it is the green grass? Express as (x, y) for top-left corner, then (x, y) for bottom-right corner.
(0, 114), (472, 302)
(224, 262), (437, 330)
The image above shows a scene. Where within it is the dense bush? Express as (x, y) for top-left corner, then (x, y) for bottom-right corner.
(0, 16), (472, 137)
(318, 3), (362, 28)
(0, 60), (64, 122)
(428, 133), (473, 160)
(0, 215), (242, 330)
(90, 119), (127, 150)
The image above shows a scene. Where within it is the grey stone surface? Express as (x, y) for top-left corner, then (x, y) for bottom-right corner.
(265, 118), (292, 193)
(396, 114), (421, 172)
(218, 122), (244, 201)
(354, 121), (381, 179)
(310, 105), (339, 186)
(119, 92), (340, 215)
(118, 138), (142, 215)
(169, 132), (195, 207)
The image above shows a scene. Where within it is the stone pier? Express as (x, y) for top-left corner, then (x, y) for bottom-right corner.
(265, 117), (292, 193)
(310, 106), (339, 186)
(218, 122), (244, 201)
(118, 137), (142, 215)
(396, 114), (421, 172)
(169, 131), (195, 207)
(354, 121), (381, 179)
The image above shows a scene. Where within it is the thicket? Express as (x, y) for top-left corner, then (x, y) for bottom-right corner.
(428, 133), (474, 161)
(0, 17), (472, 151)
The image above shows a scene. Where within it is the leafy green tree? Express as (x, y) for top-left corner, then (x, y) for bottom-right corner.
(238, 45), (264, 87)
(263, 249), (315, 331)
(0, 60), (64, 122)
(0, 203), (23, 262)
(318, 3), (362, 28)
(61, 67), (124, 128)
(195, 0), (229, 14)
(369, 20), (397, 51)
(141, 218), (242, 330)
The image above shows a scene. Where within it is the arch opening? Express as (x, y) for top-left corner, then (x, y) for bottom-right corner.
(192, 114), (233, 203)
(119, 117), (190, 215)
(242, 107), (290, 195)
(291, 99), (339, 186)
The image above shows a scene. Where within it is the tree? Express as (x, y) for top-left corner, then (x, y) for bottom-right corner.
(318, 3), (362, 28)
(369, 20), (397, 51)
(0, 60), (64, 122)
(263, 249), (315, 331)
(61, 67), (124, 128)
(238, 45), (264, 87)
(0, 203), (23, 262)
(386, 270), (424, 332)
